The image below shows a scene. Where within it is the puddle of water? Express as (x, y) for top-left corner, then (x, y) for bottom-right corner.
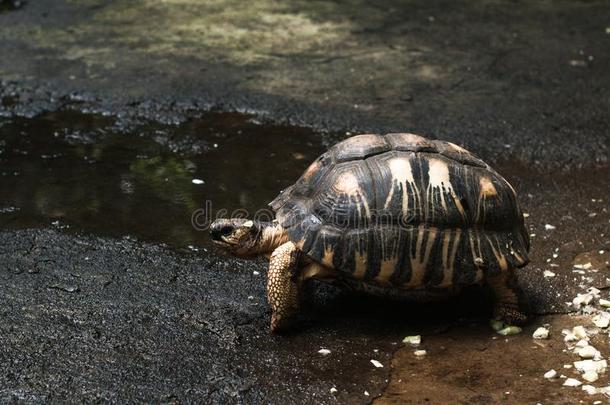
(0, 110), (325, 248)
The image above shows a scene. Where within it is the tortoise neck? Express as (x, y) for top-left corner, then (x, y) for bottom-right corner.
(257, 221), (289, 253)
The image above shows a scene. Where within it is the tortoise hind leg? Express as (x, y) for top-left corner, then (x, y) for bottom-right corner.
(267, 242), (302, 333)
(488, 269), (528, 325)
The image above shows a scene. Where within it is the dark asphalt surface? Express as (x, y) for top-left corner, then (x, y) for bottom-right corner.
(0, 0), (609, 403)
(0, 229), (400, 403)
(1, 0), (608, 168)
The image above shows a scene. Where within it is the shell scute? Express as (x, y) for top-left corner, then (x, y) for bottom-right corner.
(331, 134), (391, 162)
(386, 133), (436, 152)
(433, 140), (488, 168)
(305, 225), (343, 269)
(310, 160), (375, 229)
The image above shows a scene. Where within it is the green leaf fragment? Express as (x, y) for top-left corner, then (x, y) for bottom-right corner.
(497, 326), (522, 336)
(402, 335), (421, 346)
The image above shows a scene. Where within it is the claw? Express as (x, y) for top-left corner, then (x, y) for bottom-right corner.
(270, 313), (293, 334)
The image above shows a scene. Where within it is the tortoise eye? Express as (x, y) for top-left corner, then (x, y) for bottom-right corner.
(220, 226), (234, 236)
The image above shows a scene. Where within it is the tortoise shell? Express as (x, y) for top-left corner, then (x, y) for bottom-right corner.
(270, 133), (530, 288)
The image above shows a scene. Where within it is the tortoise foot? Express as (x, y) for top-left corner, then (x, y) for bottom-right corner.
(270, 313), (297, 334)
(493, 305), (528, 326)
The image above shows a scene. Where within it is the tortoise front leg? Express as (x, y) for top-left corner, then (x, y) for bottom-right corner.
(488, 269), (528, 325)
(267, 241), (302, 333)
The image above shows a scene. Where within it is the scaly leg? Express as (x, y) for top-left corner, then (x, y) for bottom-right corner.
(267, 241), (301, 333)
(488, 269), (528, 325)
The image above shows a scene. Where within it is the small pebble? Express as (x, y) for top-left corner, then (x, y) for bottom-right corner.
(588, 287), (601, 296)
(582, 385), (598, 395)
(578, 346), (597, 359)
(568, 59), (587, 67)
(573, 294), (593, 307)
(533, 327), (549, 339)
(330, 387), (338, 394)
(191, 179), (204, 185)
(545, 224), (556, 230)
(544, 369), (557, 379)
(370, 359), (383, 368)
(582, 370), (599, 383)
(364, 391), (369, 396)
(573, 326), (588, 339)
(592, 314), (610, 328)
(543, 270), (556, 278)
(252, 271), (260, 276)
(414, 350), (427, 357)
(318, 349), (331, 356)
(563, 378), (582, 387)
(563, 333), (578, 342)
(574, 359), (607, 373)
(575, 339), (589, 348)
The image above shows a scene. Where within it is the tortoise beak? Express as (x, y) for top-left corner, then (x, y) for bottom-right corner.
(210, 226), (223, 241)
(210, 221), (235, 245)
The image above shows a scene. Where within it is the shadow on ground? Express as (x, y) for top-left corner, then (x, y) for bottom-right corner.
(0, 228), (500, 403)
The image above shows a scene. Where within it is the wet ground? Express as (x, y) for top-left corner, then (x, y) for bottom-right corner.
(0, 109), (326, 248)
(0, 0), (609, 403)
(1, 107), (608, 403)
(380, 314), (610, 404)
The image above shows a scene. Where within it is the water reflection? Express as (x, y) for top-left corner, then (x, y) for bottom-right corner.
(0, 110), (325, 248)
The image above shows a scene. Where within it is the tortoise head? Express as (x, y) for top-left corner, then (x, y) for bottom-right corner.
(210, 218), (262, 257)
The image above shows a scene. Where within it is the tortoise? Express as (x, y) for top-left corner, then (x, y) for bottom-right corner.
(210, 133), (530, 332)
